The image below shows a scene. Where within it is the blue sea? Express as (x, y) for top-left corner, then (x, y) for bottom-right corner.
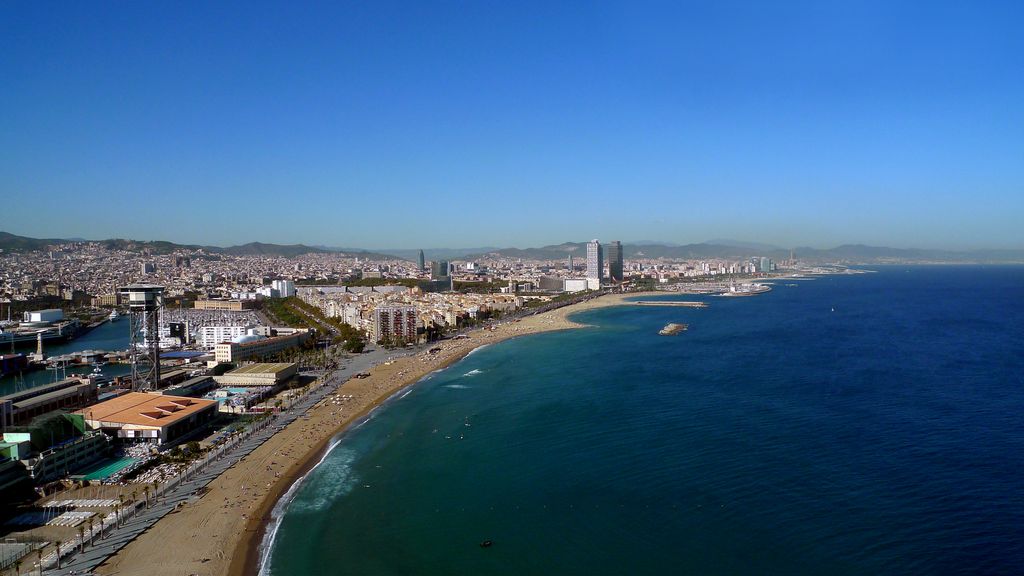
(265, 266), (1024, 575)
(0, 317), (131, 395)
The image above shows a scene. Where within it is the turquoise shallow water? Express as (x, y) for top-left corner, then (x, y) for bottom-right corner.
(267, 266), (1024, 575)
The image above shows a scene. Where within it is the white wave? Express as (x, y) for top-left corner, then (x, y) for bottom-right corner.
(463, 369), (483, 377)
(465, 343), (490, 357)
(257, 437), (351, 576)
(444, 384), (470, 389)
(284, 447), (359, 515)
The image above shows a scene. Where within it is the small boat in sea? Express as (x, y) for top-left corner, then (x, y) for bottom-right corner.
(109, 310), (121, 322)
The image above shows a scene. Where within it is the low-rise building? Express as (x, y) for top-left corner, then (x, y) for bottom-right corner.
(193, 299), (255, 311)
(213, 363), (297, 387)
(79, 392), (218, 445)
(213, 330), (309, 363)
(198, 325), (254, 348)
(0, 378), (97, 429)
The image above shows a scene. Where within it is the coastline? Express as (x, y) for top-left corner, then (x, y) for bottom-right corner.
(94, 291), (654, 576)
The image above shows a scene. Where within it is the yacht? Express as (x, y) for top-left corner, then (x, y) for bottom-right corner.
(109, 309), (121, 322)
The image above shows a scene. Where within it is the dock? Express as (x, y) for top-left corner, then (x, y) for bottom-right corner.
(632, 301), (708, 308)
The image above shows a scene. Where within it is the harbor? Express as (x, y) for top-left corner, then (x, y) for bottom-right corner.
(0, 317), (132, 396)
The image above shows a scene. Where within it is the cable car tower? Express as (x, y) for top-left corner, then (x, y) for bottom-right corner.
(120, 284), (164, 391)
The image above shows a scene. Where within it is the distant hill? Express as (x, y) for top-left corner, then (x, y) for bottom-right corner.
(792, 244), (1024, 263)
(462, 242), (781, 261)
(0, 231), (69, 252)
(100, 238), (212, 254)
(2, 231), (1021, 263)
(220, 242), (329, 257)
(461, 241), (1024, 264)
(0, 232), (394, 259)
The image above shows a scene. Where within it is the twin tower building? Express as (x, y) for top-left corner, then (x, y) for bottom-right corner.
(586, 239), (624, 289)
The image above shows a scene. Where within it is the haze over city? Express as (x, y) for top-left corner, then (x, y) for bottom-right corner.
(3, 1), (1022, 250)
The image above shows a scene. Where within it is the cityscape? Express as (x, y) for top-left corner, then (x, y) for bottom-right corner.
(0, 230), (828, 574)
(2, 2), (1022, 576)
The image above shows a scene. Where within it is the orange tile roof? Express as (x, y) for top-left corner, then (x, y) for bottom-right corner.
(78, 392), (217, 428)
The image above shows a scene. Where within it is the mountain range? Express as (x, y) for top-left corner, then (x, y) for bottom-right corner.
(1, 231), (1021, 264)
(0, 232), (394, 260)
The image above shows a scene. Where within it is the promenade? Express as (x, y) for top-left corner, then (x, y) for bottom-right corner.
(37, 346), (410, 576)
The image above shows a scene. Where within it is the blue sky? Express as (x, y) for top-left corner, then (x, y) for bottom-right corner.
(2, 1), (1021, 250)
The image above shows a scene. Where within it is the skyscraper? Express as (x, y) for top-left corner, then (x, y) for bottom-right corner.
(431, 260), (450, 280)
(586, 239), (603, 282)
(567, 254), (573, 271)
(418, 249), (425, 272)
(607, 240), (624, 282)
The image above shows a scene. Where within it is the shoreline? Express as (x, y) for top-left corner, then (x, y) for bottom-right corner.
(94, 291), (656, 576)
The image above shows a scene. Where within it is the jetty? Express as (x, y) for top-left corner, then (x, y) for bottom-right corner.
(632, 301), (708, 308)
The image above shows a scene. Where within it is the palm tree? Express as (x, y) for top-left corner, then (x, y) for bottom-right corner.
(143, 486), (150, 509)
(36, 547), (43, 576)
(86, 517), (94, 547)
(13, 559), (21, 576)
(77, 525), (85, 553)
(54, 541), (61, 569)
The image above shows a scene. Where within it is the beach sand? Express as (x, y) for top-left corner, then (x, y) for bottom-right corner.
(94, 292), (651, 576)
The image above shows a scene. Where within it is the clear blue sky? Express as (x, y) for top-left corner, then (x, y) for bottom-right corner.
(2, 1), (1021, 250)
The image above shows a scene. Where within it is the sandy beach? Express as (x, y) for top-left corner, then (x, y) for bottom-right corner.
(94, 292), (651, 576)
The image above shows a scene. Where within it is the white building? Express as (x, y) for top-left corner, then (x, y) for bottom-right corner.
(23, 309), (63, 323)
(564, 279), (589, 293)
(272, 280), (296, 298)
(586, 239), (604, 282)
(198, 325), (255, 348)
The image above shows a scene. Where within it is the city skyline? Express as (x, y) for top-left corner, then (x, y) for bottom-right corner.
(3, 2), (1023, 250)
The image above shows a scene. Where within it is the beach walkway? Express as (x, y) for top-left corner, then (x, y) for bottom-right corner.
(39, 347), (409, 576)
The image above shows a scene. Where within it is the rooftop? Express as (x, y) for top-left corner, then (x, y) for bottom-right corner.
(78, 392), (217, 428)
(226, 363), (296, 375)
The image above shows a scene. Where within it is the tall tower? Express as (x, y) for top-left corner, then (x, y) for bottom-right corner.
(121, 284), (164, 391)
(418, 249), (426, 272)
(586, 240), (604, 282)
(567, 254), (573, 271)
(607, 241), (624, 282)
(431, 260), (450, 280)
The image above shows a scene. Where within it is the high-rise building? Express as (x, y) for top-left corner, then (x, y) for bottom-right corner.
(586, 240), (603, 282)
(567, 254), (573, 271)
(607, 241), (624, 282)
(373, 306), (418, 343)
(431, 260), (450, 280)
(418, 249), (426, 272)
(271, 279), (296, 298)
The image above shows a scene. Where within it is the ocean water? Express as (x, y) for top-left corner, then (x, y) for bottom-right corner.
(266, 266), (1024, 575)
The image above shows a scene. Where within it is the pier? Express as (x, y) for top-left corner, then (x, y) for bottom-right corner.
(632, 301), (708, 308)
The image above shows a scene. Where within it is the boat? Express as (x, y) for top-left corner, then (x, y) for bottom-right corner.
(89, 364), (113, 387)
(108, 310), (121, 322)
